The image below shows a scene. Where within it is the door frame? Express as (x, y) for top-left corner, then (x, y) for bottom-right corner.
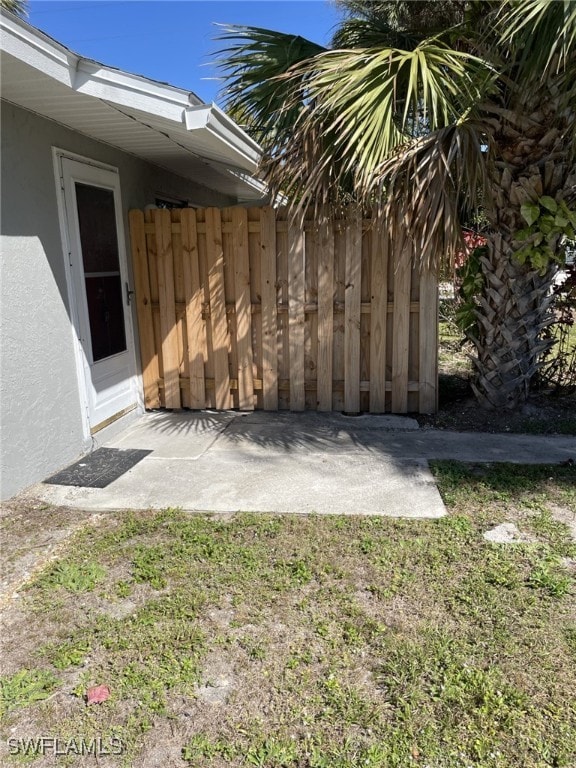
(53, 148), (142, 438)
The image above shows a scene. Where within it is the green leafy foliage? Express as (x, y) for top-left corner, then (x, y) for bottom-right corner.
(536, 260), (576, 394)
(182, 734), (238, 762)
(42, 639), (92, 670)
(35, 560), (106, 593)
(515, 197), (576, 274)
(454, 244), (487, 335)
(131, 545), (167, 589)
(0, 669), (58, 717)
(528, 556), (572, 598)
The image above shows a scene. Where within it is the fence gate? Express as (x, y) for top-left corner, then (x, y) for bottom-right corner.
(128, 206), (438, 414)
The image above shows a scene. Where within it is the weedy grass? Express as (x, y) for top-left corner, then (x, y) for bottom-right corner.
(0, 670), (58, 719)
(32, 561), (107, 594)
(0, 464), (574, 767)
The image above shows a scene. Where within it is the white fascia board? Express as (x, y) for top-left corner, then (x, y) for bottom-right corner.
(205, 158), (268, 197)
(184, 104), (261, 171)
(228, 172), (269, 201)
(0, 10), (77, 87)
(74, 59), (203, 119)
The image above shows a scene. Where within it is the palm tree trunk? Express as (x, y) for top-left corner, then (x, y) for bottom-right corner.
(468, 233), (556, 410)
(470, 81), (575, 410)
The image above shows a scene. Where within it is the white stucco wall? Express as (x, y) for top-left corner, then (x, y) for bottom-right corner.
(0, 101), (237, 499)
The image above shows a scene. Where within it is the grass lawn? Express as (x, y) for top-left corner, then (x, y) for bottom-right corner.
(1, 463), (575, 767)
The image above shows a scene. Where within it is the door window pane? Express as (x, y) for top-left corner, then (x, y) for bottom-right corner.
(76, 183), (120, 272)
(84, 276), (127, 361)
(75, 182), (127, 362)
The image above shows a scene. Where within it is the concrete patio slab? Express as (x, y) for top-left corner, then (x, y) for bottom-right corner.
(34, 411), (576, 518)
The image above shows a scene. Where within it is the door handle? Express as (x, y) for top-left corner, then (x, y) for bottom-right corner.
(125, 282), (135, 306)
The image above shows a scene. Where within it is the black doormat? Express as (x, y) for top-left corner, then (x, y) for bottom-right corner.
(45, 448), (152, 488)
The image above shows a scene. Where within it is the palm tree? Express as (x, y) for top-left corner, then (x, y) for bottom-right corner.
(215, 0), (576, 410)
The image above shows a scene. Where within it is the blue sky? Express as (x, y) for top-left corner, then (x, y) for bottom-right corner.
(28, 1), (342, 105)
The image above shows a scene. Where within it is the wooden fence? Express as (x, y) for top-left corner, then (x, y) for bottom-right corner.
(128, 206), (438, 414)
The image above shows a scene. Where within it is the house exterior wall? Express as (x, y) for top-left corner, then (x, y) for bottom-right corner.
(0, 101), (236, 500)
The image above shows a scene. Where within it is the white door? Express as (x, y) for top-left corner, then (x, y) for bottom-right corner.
(60, 156), (138, 433)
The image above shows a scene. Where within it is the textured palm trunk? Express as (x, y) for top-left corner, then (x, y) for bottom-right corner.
(468, 234), (556, 409)
(469, 86), (575, 409)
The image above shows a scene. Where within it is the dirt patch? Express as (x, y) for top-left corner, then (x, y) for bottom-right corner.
(195, 652), (236, 705)
(548, 503), (576, 540)
(0, 497), (104, 608)
(416, 388), (576, 434)
(0, 499), (111, 678)
(483, 522), (539, 544)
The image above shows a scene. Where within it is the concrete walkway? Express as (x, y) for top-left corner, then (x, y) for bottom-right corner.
(36, 411), (576, 518)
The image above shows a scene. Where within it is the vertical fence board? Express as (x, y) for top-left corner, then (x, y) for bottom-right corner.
(317, 211), (334, 411)
(344, 209), (362, 414)
(129, 210), (160, 408)
(275, 217), (289, 410)
(408, 258), (420, 414)
(196, 209), (215, 408)
(260, 206), (278, 410)
(221, 208), (238, 408)
(419, 267), (438, 413)
(171, 210), (187, 405)
(288, 221), (306, 411)
(360, 225), (371, 413)
(145, 209), (159, 301)
(154, 208), (180, 408)
(205, 208), (231, 409)
(247, 208), (263, 409)
(391, 235), (411, 413)
(181, 208), (206, 409)
(172, 210), (185, 305)
(232, 206), (255, 410)
(370, 217), (388, 412)
(145, 209), (163, 404)
(333, 222), (346, 412)
(304, 228), (318, 409)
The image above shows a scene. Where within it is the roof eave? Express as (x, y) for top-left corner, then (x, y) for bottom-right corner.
(184, 104), (261, 171)
(1, 9), (263, 176)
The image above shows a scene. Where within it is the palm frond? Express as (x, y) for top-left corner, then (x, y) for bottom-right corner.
(213, 24), (325, 147)
(277, 39), (494, 204)
(376, 121), (491, 270)
(331, 16), (423, 50)
(334, 1), (467, 42)
(498, 0), (576, 77)
(1, 0), (27, 15)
